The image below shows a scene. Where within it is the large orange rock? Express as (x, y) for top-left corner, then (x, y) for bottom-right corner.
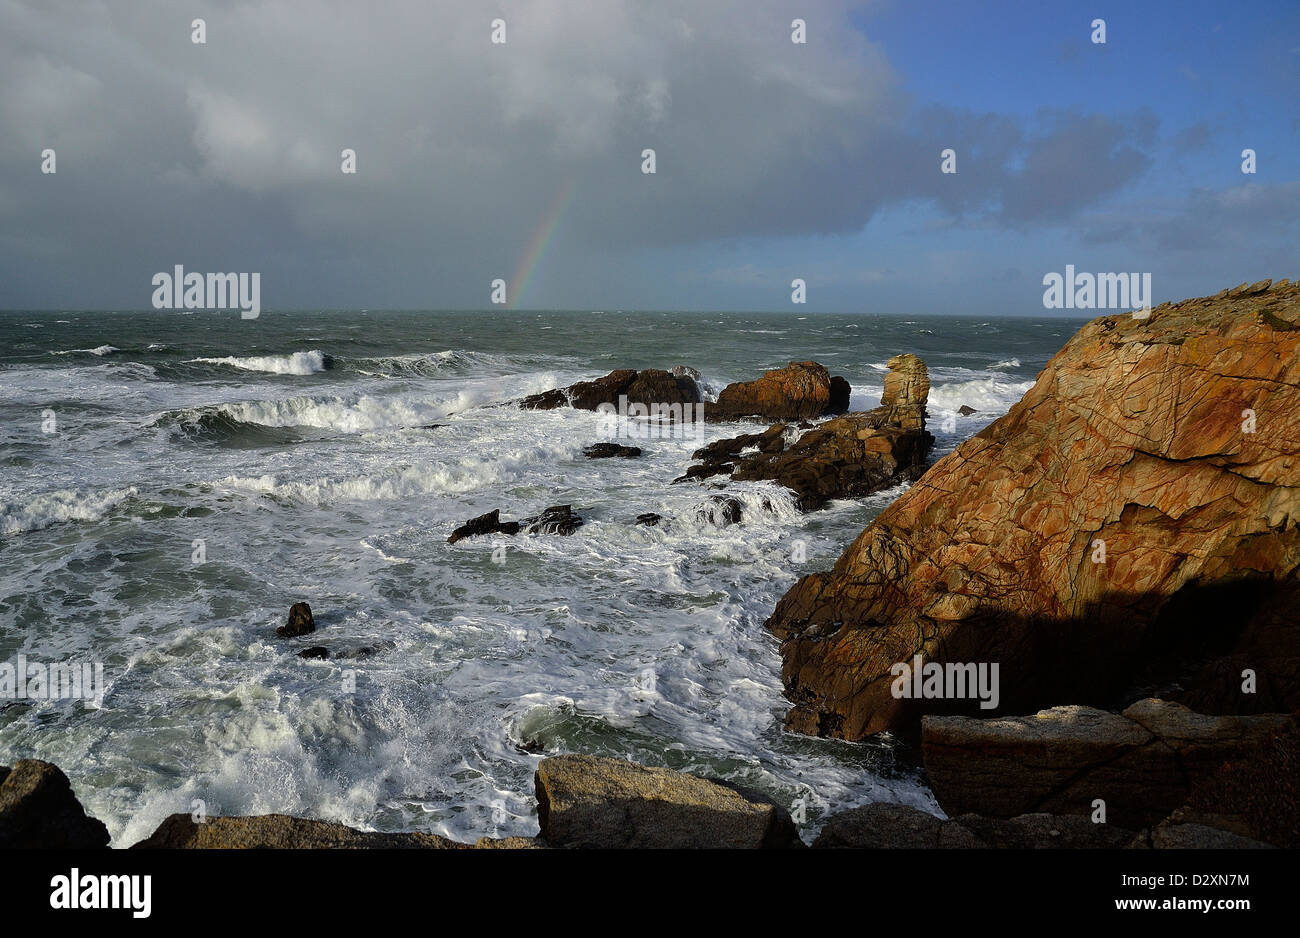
(710, 361), (850, 421)
(767, 280), (1300, 739)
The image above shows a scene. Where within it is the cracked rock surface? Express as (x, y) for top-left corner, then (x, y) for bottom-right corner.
(766, 280), (1300, 739)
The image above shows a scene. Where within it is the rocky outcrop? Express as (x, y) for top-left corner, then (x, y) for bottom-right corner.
(920, 699), (1294, 829)
(133, 813), (469, 849)
(680, 354), (933, 510)
(520, 369), (700, 412)
(277, 601), (315, 638)
(767, 281), (1300, 738)
(0, 760), (110, 849)
(709, 361), (849, 422)
(811, 802), (1134, 849)
(534, 754), (803, 848)
(447, 505), (583, 543)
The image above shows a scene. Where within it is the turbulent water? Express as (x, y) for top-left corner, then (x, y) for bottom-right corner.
(0, 308), (1087, 845)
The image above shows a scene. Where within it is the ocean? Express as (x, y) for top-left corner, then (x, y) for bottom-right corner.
(0, 308), (1088, 845)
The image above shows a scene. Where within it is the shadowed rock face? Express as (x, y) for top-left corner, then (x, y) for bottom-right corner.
(534, 754), (803, 848)
(811, 803), (1136, 849)
(0, 760), (110, 849)
(921, 698), (1294, 830)
(767, 281), (1300, 739)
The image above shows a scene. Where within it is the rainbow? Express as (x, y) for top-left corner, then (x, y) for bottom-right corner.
(508, 177), (578, 310)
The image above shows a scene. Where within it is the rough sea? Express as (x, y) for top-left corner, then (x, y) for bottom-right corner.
(0, 308), (1088, 845)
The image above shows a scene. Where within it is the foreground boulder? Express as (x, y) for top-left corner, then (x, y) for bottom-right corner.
(812, 802), (1134, 849)
(133, 814), (469, 849)
(921, 699), (1294, 829)
(681, 354), (933, 510)
(767, 281), (1300, 738)
(1151, 719), (1299, 848)
(534, 754), (803, 848)
(709, 361), (849, 421)
(0, 760), (110, 849)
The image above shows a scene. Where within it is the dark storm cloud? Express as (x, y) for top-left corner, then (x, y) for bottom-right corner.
(0, 0), (1162, 308)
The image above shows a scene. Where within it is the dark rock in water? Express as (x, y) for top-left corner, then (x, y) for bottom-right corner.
(298, 646), (329, 660)
(520, 368), (699, 412)
(534, 754), (803, 849)
(700, 494), (743, 527)
(420, 423), (446, 430)
(673, 462), (734, 484)
(584, 442), (642, 459)
(710, 361), (847, 422)
(349, 640), (396, 660)
(447, 509), (521, 543)
(635, 512), (664, 527)
(957, 405), (977, 416)
(132, 814), (468, 849)
(624, 369), (700, 409)
(278, 601), (316, 638)
(521, 504), (583, 536)
(681, 356), (932, 511)
(449, 506), (583, 542)
(0, 760), (111, 849)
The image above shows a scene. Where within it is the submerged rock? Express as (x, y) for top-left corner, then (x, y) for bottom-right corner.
(447, 508), (520, 544)
(521, 504), (583, 536)
(0, 760), (110, 849)
(534, 754), (803, 849)
(767, 282), (1300, 738)
(277, 601), (315, 638)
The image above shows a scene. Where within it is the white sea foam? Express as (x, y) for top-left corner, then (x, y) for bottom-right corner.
(929, 376), (1034, 414)
(0, 486), (138, 535)
(53, 345), (119, 356)
(191, 350), (327, 375)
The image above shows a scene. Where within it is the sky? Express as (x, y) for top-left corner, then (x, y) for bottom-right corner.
(0, 0), (1296, 315)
